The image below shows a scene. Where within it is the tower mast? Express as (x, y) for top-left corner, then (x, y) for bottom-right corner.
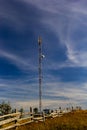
(38, 36), (42, 112)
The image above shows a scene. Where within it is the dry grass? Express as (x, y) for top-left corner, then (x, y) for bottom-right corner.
(18, 118), (31, 124)
(9, 110), (87, 130)
(0, 121), (15, 129)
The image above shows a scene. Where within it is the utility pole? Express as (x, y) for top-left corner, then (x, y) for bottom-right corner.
(38, 36), (43, 113)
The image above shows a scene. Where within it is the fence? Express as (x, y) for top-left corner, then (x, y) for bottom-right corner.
(0, 112), (33, 130)
(0, 110), (68, 130)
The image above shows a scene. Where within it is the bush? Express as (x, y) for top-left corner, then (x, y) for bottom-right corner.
(0, 101), (11, 115)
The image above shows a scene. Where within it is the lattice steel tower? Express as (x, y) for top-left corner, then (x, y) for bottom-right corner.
(38, 36), (43, 112)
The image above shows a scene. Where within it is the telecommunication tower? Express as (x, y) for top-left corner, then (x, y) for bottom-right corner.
(38, 36), (43, 112)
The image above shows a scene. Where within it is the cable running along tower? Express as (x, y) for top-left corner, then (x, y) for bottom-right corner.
(38, 36), (44, 112)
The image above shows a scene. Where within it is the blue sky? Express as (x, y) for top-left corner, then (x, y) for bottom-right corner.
(0, 0), (87, 110)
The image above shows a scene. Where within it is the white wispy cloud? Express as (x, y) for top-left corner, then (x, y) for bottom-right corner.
(0, 76), (87, 109)
(43, 82), (87, 108)
(0, 49), (37, 71)
(1, 0), (87, 69)
(0, 0), (43, 32)
(24, 0), (87, 68)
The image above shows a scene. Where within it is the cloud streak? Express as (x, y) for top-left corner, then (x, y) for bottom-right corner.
(0, 77), (87, 109)
(0, 49), (37, 72)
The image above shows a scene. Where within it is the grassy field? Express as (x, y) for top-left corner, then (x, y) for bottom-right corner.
(10, 110), (87, 130)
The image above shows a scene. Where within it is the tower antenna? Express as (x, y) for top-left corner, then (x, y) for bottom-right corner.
(38, 36), (43, 112)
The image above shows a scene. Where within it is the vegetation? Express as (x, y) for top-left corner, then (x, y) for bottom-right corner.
(0, 101), (11, 115)
(33, 107), (38, 114)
